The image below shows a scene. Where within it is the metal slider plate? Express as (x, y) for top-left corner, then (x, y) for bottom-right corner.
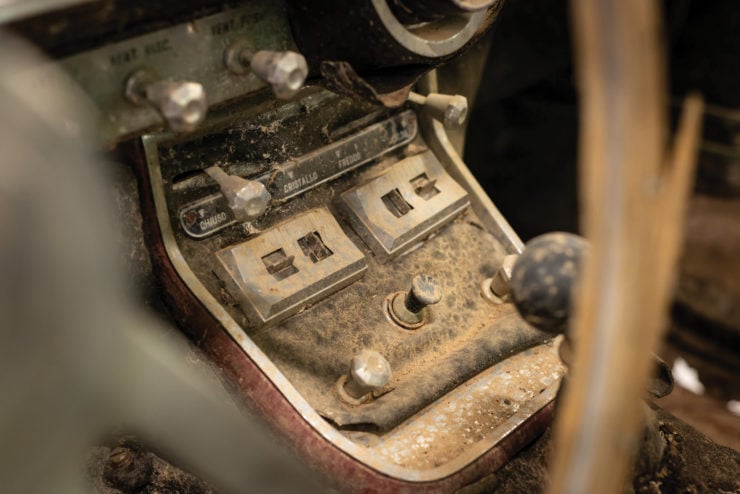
(256, 109), (418, 201)
(339, 151), (469, 261)
(215, 208), (367, 328)
(177, 110), (417, 239)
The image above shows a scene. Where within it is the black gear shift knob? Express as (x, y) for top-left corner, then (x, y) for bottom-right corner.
(509, 232), (589, 335)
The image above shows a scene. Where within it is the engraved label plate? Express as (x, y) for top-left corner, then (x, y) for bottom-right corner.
(256, 109), (417, 201)
(178, 193), (237, 238)
(340, 151), (470, 262)
(215, 208), (367, 328)
(177, 110), (417, 239)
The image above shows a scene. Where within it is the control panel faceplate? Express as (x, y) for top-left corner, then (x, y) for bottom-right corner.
(57, 2), (295, 143)
(142, 88), (562, 480)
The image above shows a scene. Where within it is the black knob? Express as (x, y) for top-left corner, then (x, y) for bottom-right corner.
(405, 274), (443, 313)
(509, 232), (588, 335)
(388, 274), (443, 329)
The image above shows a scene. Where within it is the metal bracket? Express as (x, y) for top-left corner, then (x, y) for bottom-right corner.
(214, 208), (367, 328)
(340, 150), (469, 261)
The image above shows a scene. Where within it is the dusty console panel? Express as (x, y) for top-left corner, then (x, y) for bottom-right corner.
(142, 87), (563, 478)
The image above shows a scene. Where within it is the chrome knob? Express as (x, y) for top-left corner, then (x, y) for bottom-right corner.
(125, 69), (207, 132)
(343, 350), (392, 400)
(250, 50), (308, 100)
(225, 41), (308, 100)
(482, 254), (519, 303)
(204, 166), (271, 222)
(408, 91), (468, 129)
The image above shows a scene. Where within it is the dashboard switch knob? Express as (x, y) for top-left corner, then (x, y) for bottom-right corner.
(204, 166), (271, 222)
(224, 41), (308, 100)
(341, 350), (392, 402)
(482, 254), (519, 303)
(408, 91), (468, 129)
(246, 50), (308, 100)
(388, 274), (443, 329)
(125, 69), (207, 132)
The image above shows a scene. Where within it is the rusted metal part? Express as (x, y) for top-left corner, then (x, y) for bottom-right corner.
(102, 446), (154, 492)
(91, 439), (215, 494)
(387, 291), (426, 329)
(386, 274), (443, 329)
(319, 61), (419, 108)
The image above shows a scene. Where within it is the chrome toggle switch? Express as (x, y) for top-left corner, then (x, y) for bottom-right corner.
(337, 350), (392, 405)
(387, 274), (443, 329)
(125, 68), (207, 132)
(481, 254), (519, 304)
(204, 166), (271, 222)
(224, 38), (308, 99)
(408, 91), (468, 129)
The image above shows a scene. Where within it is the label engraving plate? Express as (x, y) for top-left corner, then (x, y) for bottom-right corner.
(178, 194), (236, 238)
(256, 109), (417, 201)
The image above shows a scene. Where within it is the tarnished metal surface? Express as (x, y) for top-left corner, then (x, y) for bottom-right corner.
(178, 193), (234, 238)
(248, 49), (309, 100)
(251, 220), (548, 431)
(340, 150), (470, 261)
(215, 207), (367, 328)
(175, 109), (416, 210)
(140, 81), (560, 483)
(55, 3), (297, 143)
(258, 110), (418, 202)
(355, 341), (564, 470)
